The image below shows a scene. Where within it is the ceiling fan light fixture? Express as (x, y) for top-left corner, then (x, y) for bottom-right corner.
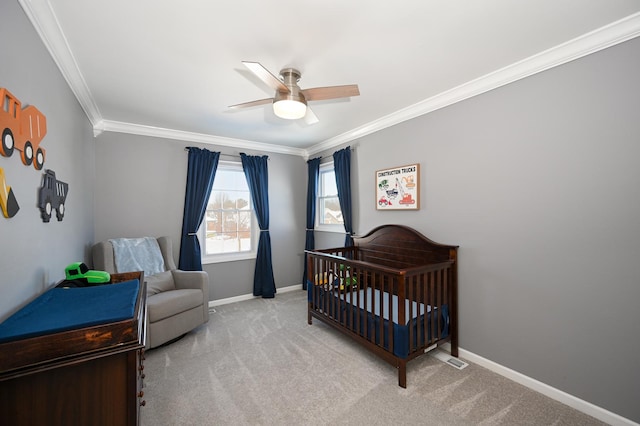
(231, 62), (360, 123)
(273, 99), (307, 120)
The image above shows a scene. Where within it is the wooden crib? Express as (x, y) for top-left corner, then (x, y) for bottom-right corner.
(306, 224), (458, 388)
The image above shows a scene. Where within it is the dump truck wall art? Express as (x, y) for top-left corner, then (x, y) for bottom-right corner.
(0, 167), (19, 218)
(0, 87), (47, 170)
(38, 169), (68, 222)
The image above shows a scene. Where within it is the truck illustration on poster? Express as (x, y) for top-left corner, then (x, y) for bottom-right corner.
(376, 164), (420, 210)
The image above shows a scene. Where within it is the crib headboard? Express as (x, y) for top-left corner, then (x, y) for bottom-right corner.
(352, 224), (457, 269)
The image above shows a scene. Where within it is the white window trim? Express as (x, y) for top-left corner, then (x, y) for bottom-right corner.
(200, 160), (258, 264)
(201, 242), (257, 264)
(315, 161), (346, 234)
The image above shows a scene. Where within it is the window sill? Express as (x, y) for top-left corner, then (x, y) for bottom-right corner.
(314, 225), (345, 234)
(202, 251), (256, 265)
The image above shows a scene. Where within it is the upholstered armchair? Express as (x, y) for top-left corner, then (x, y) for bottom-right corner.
(92, 236), (209, 349)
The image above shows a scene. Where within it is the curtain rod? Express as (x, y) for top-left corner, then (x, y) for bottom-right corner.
(315, 146), (356, 162)
(183, 147), (238, 156)
(183, 148), (270, 161)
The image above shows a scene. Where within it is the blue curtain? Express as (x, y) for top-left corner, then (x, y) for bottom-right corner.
(179, 147), (220, 271)
(302, 157), (321, 289)
(333, 147), (353, 247)
(240, 153), (276, 298)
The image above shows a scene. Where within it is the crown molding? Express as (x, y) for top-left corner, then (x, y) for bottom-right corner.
(305, 11), (640, 157)
(19, 0), (102, 127)
(96, 120), (308, 157)
(19, 1), (640, 159)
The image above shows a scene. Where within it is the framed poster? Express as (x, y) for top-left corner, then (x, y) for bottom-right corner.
(375, 163), (420, 210)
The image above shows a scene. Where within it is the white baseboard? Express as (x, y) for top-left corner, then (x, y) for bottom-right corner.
(439, 343), (638, 426)
(208, 284), (302, 308)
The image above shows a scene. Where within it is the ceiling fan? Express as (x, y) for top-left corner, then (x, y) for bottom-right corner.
(229, 61), (360, 124)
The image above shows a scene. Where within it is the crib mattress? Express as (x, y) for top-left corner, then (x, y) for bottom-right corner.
(309, 285), (449, 358)
(339, 287), (430, 324)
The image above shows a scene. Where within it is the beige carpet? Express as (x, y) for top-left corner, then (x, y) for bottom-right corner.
(140, 290), (604, 425)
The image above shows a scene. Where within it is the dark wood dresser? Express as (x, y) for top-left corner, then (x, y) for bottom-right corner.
(0, 271), (147, 425)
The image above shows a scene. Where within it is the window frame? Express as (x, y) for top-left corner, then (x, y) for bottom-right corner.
(315, 161), (345, 234)
(199, 161), (258, 264)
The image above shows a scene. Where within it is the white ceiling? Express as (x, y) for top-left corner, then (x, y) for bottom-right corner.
(20, 0), (640, 156)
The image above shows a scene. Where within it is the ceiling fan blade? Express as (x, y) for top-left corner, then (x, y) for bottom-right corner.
(301, 84), (360, 101)
(242, 61), (289, 93)
(228, 98), (273, 109)
(303, 106), (319, 125)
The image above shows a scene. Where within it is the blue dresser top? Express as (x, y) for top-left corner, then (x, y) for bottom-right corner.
(0, 279), (139, 343)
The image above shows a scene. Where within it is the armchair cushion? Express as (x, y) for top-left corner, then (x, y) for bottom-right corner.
(146, 271), (175, 296)
(147, 289), (203, 323)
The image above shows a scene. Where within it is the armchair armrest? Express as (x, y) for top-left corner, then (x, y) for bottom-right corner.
(171, 270), (207, 289)
(171, 270), (210, 323)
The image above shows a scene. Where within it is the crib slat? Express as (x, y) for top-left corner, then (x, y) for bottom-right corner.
(330, 260), (337, 321)
(418, 273), (429, 345)
(378, 272), (384, 349)
(405, 276), (420, 352)
(430, 270), (436, 344)
(389, 277), (396, 353)
(353, 267), (360, 335)
(440, 268), (445, 339)
(364, 272), (370, 340)
(442, 267), (448, 340)
(436, 268), (442, 340)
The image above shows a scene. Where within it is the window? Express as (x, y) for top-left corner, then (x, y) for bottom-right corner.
(200, 161), (256, 263)
(317, 162), (344, 232)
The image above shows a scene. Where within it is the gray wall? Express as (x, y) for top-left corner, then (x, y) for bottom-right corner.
(318, 38), (640, 421)
(3, 0), (638, 420)
(0, 1), (95, 321)
(93, 132), (307, 300)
